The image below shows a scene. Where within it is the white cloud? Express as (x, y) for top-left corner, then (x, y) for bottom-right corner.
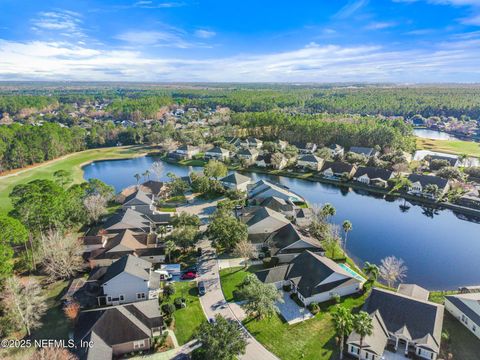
(461, 13), (480, 24)
(365, 22), (397, 30)
(194, 29), (216, 38)
(334, 0), (369, 19)
(132, 1), (185, 8)
(31, 10), (85, 38)
(1, 38), (480, 82)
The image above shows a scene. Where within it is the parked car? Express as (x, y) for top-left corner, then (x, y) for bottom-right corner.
(181, 272), (198, 280)
(183, 265), (198, 273)
(154, 269), (173, 281)
(198, 281), (206, 296)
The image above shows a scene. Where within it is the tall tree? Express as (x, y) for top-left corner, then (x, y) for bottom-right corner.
(83, 194), (108, 224)
(233, 240), (256, 268)
(208, 210), (247, 251)
(164, 240), (176, 263)
(134, 173), (141, 185)
(204, 159), (227, 180)
(342, 220), (352, 251)
(1, 276), (47, 336)
(332, 306), (354, 360)
(378, 256), (408, 288)
(0, 214), (28, 279)
(167, 226), (198, 252)
(363, 261), (379, 282)
(237, 274), (281, 320)
(194, 315), (247, 360)
(353, 311), (374, 357)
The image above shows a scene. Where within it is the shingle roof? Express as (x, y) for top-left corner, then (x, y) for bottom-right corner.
(140, 180), (164, 196)
(347, 310), (389, 356)
(362, 288), (444, 352)
(260, 196), (295, 212)
(265, 223), (324, 255)
(206, 146), (229, 154)
(220, 172), (251, 185)
(257, 251), (361, 297)
(103, 209), (150, 232)
(123, 189), (152, 206)
(445, 293), (480, 328)
(100, 254), (151, 284)
(245, 207), (290, 228)
(237, 148), (259, 156)
(321, 161), (356, 174)
(75, 300), (162, 359)
(298, 154), (323, 163)
(349, 146), (376, 156)
(398, 284), (430, 301)
(355, 166), (393, 181)
(407, 174), (449, 189)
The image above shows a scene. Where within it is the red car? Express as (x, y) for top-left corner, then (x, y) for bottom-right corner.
(181, 272), (198, 280)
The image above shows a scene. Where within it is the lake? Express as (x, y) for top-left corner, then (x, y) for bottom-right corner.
(413, 128), (459, 140)
(83, 157), (480, 290)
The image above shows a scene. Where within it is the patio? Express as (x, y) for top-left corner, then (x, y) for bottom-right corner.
(276, 290), (314, 325)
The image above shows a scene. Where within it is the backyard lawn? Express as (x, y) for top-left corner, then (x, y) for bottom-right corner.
(416, 138), (480, 157)
(169, 281), (205, 345)
(219, 265), (264, 302)
(0, 145), (152, 214)
(244, 294), (366, 360)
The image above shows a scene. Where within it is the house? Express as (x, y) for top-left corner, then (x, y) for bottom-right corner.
(169, 144), (199, 159)
(239, 207), (291, 243)
(240, 137), (263, 149)
(263, 223), (325, 263)
(139, 180), (165, 197)
(294, 207), (315, 228)
(255, 153), (288, 170)
(260, 196), (297, 216)
(407, 174), (450, 199)
(220, 172), (252, 191)
(74, 299), (163, 360)
(102, 209), (152, 233)
(122, 189), (155, 214)
(353, 166), (394, 187)
(349, 146), (379, 158)
(204, 146), (230, 161)
(427, 154), (460, 168)
(456, 193), (480, 209)
(293, 142), (317, 154)
(248, 180), (305, 203)
(225, 137), (242, 147)
(96, 254), (160, 306)
(320, 161), (357, 180)
(329, 144), (345, 157)
(88, 229), (165, 267)
(346, 287), (444, 360)
(256, 250), (364, 306)
(445, 292), (480, 340)
(236, 148), (259, 164)
(296, 154), (324, 171)
(276, 140), (288, 150)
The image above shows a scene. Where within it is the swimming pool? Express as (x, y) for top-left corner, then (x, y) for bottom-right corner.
(339, 263), (366, 282)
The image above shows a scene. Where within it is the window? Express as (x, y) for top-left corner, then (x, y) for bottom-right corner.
(365, 353), (369, 359)
(137, 292), (146, 300)
(107, 296), (111, 302)
(119, 295), (125, 301)
(473, 325), (477, 332)
(133, 340), (145, 349)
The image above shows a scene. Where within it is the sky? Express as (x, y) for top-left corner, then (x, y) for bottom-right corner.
(1, 0), (480, 82)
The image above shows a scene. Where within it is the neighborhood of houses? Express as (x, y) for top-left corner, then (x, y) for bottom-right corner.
(167, 136), (480, 209)
(60, 142), (480, 360)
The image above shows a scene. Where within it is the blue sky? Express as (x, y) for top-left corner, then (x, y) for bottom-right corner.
(1, 0), (480, 82)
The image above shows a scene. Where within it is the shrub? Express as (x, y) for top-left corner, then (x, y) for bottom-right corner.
(332, 293), (341, 304)
(163, 284), (175, 299)
(164, 315), (174, 327)
(161, 303), (176, 316)
(174, 297), (186, 309)
(308, 302), (320, 315)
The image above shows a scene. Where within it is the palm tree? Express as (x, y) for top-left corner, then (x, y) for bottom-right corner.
(134, 173), (141, 185)
(353, 311), (374, 358)
(164, 240), (176, 263)
(321, 203), (336, 220)
(390, 176), (412, 194)
(143, 169), (151, 181)
(332, 306), (354, 360)
(342, 220), (352, 251)
(158, 225), (167, 240)
(363, 261), (379, 282)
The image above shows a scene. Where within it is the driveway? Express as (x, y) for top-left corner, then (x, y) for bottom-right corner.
(197, 238), (279, 360)
(177, 196), (223, 224)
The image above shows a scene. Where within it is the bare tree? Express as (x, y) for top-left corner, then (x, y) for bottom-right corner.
(1, 276), (47, 336)
(150, 161), (165, 181)
(162, 138), (177, 151)
(233, 240), (257, 267)
(270, 152), (285, 169)
(40, 230), (84, 281)
(83, 194), (108, 224)
(30, 347), (78, 360)
(379, 256), (408, 288)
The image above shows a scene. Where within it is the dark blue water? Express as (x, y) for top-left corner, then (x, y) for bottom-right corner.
(83, 157), (480, 290)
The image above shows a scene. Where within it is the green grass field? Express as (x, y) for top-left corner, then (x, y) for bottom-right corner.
(416, 138), (480, 157)
(170, 281), (205, 345)
(0, 145), (152, 214)
(219, 265), (263, 302)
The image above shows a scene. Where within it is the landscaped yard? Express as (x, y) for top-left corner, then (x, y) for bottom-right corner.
(244, 294), (366, 360)
(0, 145), (152, 214)
(441, 312), (480, 360)
(168, 281), (205, 345)
(219, 265), (263, 302)
(417, 137), (480, 157)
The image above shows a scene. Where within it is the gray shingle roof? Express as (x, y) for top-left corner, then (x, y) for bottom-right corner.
(298, 154), (323, 163)
(355, 166), (393, 181)
(220, 172), (251, 185)
(123, 189), (152, 206)
(100, 254), (151, 284)
(347, 310), (389, 356)
(407, 174), (449, 189)
(265, 223), (324, 256)
(349, 146), (376, 156)
(103, 209), (150, 232)
(446, 293), (480, 328)
(321, 161), (356, 174)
